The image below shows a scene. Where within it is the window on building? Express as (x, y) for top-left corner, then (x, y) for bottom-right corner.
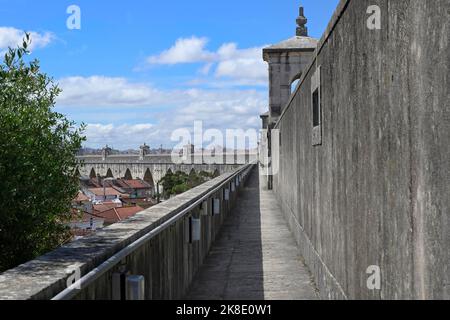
(291, 79), (300, 94)
(279, 130), (282, 148)
(312, 88), (320, 127)
(311, 66), (322, 146)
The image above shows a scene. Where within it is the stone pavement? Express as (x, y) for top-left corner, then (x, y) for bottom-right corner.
(186, 168), (319, 300)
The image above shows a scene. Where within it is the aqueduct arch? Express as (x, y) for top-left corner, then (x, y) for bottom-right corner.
(124, 169), (133, 180)
(89, 168), (97, 179)
(106, 168), (114, 178)
(144, 168), (155, 188)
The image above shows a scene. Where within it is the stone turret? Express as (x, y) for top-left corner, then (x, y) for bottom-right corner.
(101, 145), (112, 161)
(262, 5), (318, 124)
(183, 143), (195, 158)
(140, 143), (150, 160)
(260, 111), (270, 130)
(296, 6), (308, 36)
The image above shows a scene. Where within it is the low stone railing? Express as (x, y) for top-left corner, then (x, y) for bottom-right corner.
(0, 163), (255, 300)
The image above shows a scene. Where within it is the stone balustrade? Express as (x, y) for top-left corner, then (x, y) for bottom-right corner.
(0, 163), (255, 300)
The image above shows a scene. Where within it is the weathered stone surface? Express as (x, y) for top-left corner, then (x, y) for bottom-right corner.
(269, 0), (449, 300)
(77, 159), (244, 188)
(186, 170), (319, 300)
(0, 165), (253, 300)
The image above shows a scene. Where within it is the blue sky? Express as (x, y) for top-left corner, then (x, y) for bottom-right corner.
(0, 0), (339, 149)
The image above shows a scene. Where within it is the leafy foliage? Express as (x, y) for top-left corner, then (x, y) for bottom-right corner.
(0, 35), (85, 272)
(159, 170), (216, 198)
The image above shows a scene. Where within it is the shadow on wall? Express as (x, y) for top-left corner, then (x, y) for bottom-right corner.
(185, 168), (264, 299)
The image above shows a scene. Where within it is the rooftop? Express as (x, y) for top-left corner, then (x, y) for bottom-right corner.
(260, 111), (270, 118)
(116, 179), (152, 190)
(264, 36), (318, 51)
(98, 206), (144, 224)
(88, 188), (123, 197)
(263, 5), (318, 60)
(93, 202), (123, 214)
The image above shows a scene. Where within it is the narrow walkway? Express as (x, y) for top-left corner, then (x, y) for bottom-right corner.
(186, 168), (318, 300)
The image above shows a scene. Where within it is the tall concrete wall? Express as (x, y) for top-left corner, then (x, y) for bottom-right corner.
(271, 0), (449, 299)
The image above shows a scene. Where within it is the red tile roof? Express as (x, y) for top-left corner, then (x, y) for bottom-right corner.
(112, 179), (151, 190)
(114, 180), (130, 189)
(97, 206), (144, 224)
(88, 179), (102, 188)
(88, 188), (123, 197)
(93, 202), (123, 213)
(122, 180), (151, 189)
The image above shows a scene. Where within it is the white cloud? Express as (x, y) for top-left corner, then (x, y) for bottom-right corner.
(140, 88), (266, 149)
(199, 62), (213, 75)
(57, 75), (267, 149)
(214, 43), (267, 84)
(57, 76), (185, 107)
(0, 27), (53, 53)
(147, 36), (215, 65)
(145, 36), (268, 86)
(56, 76), (267, 112)
(84, 123), (158, 149)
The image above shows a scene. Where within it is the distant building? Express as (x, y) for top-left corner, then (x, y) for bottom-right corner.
(68, 209), (105, 239)
(139, 143), (150, 160)
(112, 179), (153, 199)
(84, 187), (124, 203)
(93, 201), (123, 215)
(101, 145), (112, 161)
(182, 143), (195, 160)
(72, 191), (93, 214)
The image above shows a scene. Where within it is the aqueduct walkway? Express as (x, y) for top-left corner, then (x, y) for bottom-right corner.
(186, 169), (318, 300)
(0, 164), (318, 300)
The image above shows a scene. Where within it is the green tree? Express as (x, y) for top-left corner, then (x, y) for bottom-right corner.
(0, 35), (85, 272)
(159, 170), (214, 199)
(171, 183), (190, 195)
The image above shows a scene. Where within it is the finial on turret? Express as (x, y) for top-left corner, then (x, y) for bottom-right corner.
(296, 6), (308, 36)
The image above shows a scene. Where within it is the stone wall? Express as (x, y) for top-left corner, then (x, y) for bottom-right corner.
(78, 162), (242, 187)
(77, 154), (257, 185)
(271, 0), (449, 299)
(0, 165), (254, 300)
